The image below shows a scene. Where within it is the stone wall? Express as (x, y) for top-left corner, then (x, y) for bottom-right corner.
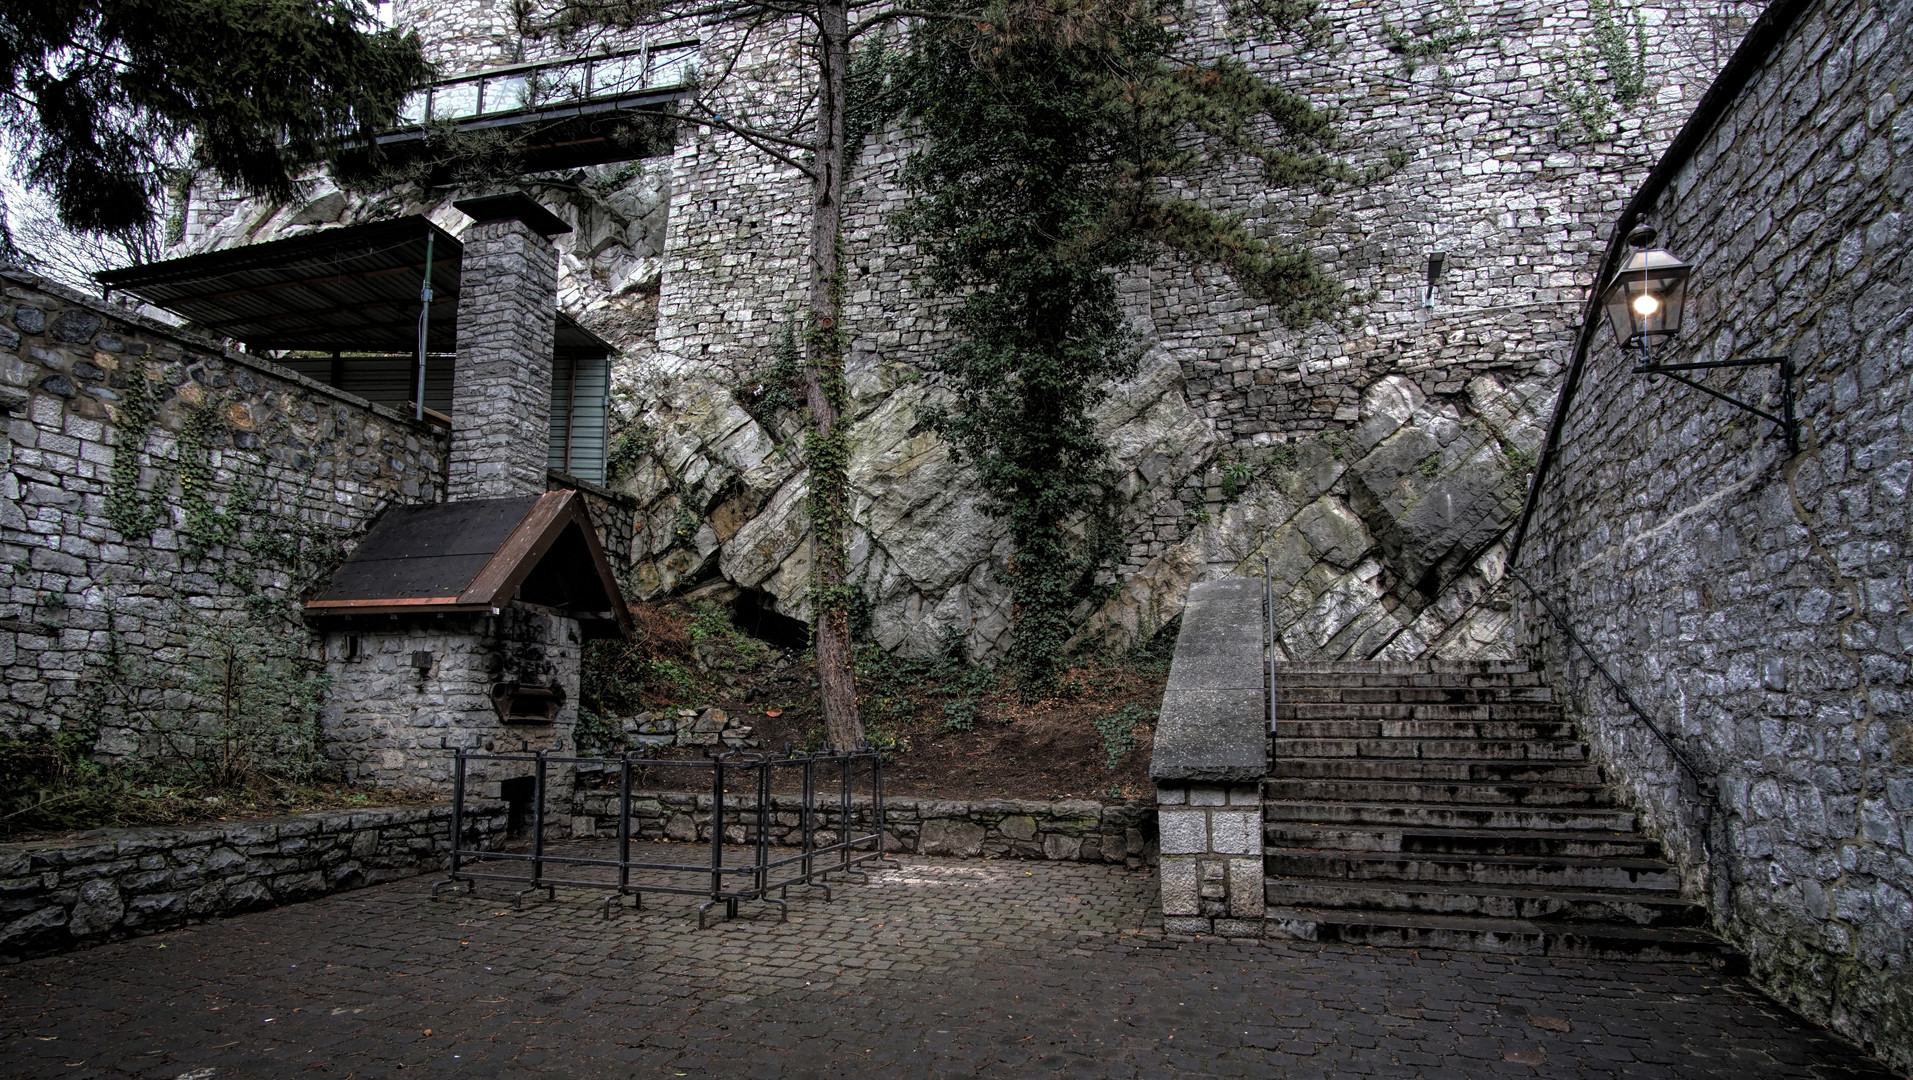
(568, 785), (1154, 864)
(0, 803), (506, 963)
(1513, 0), (1912, 1069)
(320, 609), (583, 793)
(181, 1), (1762, 665)
(0, 272), (449, 745)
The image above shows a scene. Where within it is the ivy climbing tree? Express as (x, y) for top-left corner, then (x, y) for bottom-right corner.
(897, 0), (1368, 690)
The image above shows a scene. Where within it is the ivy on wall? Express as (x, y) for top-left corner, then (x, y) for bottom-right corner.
(1555, 0), (1651, 142)
(897, 0), (1362, 691)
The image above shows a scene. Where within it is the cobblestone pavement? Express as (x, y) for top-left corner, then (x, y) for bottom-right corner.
(0, 844), (1894, 1079)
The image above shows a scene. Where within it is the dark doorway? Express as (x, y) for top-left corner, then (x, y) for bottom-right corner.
(500, 775), (536, 838)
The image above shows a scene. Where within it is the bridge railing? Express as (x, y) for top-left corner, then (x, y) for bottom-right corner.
(396, 39), (699, 129)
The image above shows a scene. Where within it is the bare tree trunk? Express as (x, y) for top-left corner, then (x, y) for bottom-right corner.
(805, 0), (862, 751)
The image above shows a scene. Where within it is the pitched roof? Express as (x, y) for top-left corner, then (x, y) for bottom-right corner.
(305, 490), (631, 638)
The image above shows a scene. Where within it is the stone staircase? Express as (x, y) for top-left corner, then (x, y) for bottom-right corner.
(1261, 660), (1722, 959)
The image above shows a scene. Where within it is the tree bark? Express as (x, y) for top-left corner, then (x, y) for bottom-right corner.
(805, 0), (863, 751)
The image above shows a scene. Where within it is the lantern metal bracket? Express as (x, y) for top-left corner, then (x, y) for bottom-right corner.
(1633, 354), (1797, 456)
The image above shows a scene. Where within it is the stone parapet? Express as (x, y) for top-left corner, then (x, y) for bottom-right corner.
(1150, 575), (1269, 934)
(567, 787), (1153, 866)
(0, 803), (506, 962)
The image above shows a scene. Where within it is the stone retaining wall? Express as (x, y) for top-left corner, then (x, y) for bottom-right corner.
(0, 803), (506, 963)
(569, 786), (1154, 866)
(1514, 0), (1913, 1069)
(0, 271), (449, 746)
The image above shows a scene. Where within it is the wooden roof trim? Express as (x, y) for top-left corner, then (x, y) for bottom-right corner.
(457, 490), (575, 607)
(570, 494), (635, 637)
(306, 596), (469, 610)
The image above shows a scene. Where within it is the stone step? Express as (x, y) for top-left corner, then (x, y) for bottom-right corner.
(1262, 799), (1639, 832)
(1263, 847), (1683, 891)
(1263, 878), (1707, 926)
(1268, 758), (1606, 783)
(1264, 823), (1663, 859)
(1273, 671), (1543, 689)
(1276, 661), (1534, 676)
(1277, 703), (1564, 722)
(1262, 906), (1724, 961)
(1272, 737), (1589, 761)
(1274, 686), (1556, 705)
(1263, 779), (1617, 806)
(1275, 718), (1575, 739)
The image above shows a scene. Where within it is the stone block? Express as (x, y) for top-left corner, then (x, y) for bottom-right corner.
(1162, 916), (1212, 935)
(1228, 857), (1264, 917)
(1159, 857), (1200, 916)
(1157, 808), (1209, 855)
(1189, 785), (1227, 807)
(919, 819), (986, 857)
(999, 814), (1038, 841)
(1209, 811), (1261, 856)
(1212, 918), (1264, 938)
(1042, 834), (1082, 861)
(67, 879), (123, 937)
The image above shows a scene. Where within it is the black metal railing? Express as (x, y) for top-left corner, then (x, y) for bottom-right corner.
(433, 745), (896, 927)
(395, 40), (699, 131)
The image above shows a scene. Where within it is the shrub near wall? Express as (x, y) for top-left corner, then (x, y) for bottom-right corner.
(1515, 0), (1912, 1068)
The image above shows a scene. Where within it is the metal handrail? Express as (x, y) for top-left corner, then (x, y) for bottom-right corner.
(395, 38), (700, 129)
(1506, 568), (1713, 799)
(434, 744), (898, 927)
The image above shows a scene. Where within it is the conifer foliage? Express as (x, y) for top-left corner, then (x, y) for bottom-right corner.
(897, 0), (1354, 689)
(0, 0), (428, 235)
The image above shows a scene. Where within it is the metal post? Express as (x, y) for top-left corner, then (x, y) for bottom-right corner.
(617, 752), (635, 911)
(414, 231), (434, 423)
(433, 746), (468, 897)
(514, 750), (551, 908)
(701, 756), (728, 925)
(1264, 554), (1275, 735)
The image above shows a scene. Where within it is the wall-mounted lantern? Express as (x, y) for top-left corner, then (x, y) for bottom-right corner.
(1607, 225), (1798, 455)
(1603, 227), (1690, 346)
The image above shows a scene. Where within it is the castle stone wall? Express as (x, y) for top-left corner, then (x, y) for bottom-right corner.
(1515, 0), (1913, 1067)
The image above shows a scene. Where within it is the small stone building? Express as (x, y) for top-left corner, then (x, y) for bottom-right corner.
(304, 490), (630, 792)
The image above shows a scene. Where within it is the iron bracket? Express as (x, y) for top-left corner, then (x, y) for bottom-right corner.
(1634, 353), (1798, 456)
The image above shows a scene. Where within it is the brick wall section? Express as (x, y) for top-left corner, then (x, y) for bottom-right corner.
(568, 786), (1154, 865)
(1514, 0), (1912, 1069)
(0, 803), (507, 963)
(0, 272), (448, 743)
(448, 217), (560, 500)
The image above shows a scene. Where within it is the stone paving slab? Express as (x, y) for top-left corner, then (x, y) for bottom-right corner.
(0, 844), (1893, 1079)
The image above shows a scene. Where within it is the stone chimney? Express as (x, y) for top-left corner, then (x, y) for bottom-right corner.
(447, 192), (572, 500)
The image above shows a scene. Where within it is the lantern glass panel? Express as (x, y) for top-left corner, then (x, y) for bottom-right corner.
(1603, 247), (1692, 347)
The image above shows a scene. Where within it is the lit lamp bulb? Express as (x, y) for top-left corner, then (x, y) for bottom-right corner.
(1631, 293), (1661, 317)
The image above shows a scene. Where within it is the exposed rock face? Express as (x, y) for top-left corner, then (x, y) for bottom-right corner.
(170, 0), (1751, 664)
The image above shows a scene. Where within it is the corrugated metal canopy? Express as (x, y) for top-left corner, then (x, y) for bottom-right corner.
(96, 216), (612, 359)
